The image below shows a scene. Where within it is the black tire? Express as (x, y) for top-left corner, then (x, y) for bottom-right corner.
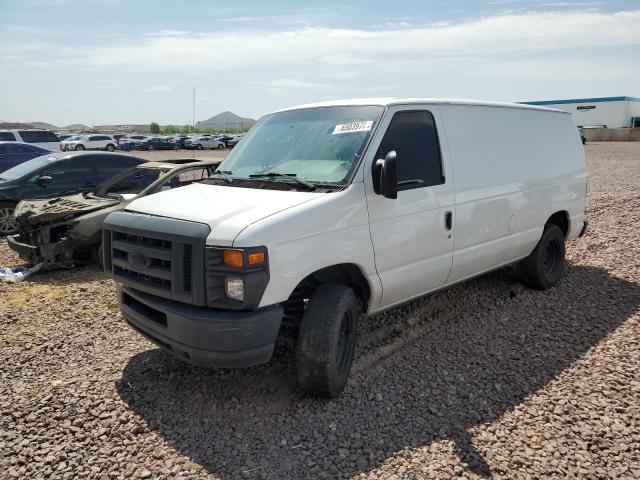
(0, 201), (18, 236)
(148, 145), (154, 151)
(105, 144), (115, 152)
(217, 144), (225, 150)
(520, 224), (566, 290)
(74, 144), (85, 151)
(297, 284), (358, 398)
(173, 144), (179, 150)
(196, 144), (203, 150)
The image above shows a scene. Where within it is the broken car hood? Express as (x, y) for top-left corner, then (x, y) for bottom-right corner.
(15, 194), (123, 224)
(125, 183), (324, 244)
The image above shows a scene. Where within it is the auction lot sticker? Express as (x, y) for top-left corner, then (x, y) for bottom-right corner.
(332, 121), (373, 135)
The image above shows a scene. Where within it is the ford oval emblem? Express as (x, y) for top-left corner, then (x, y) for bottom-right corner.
(127, 251), (148, 270)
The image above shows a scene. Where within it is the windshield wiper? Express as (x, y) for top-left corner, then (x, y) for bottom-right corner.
(249, 172), (315, 190)
(211, 170), (234, 183)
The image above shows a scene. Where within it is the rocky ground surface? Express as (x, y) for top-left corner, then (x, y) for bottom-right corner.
(1, 143), (639, 479)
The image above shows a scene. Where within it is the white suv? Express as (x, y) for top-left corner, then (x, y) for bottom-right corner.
(185, 136), (225, 150)
(0, 129), (60, 151)
(61, 134), (117, 152)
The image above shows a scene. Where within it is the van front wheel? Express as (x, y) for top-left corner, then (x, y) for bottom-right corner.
(296, 284), (358, 398)
(521, 224), (566, 290)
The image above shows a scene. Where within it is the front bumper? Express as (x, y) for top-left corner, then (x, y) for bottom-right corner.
(7, 232), (86, 268)
(7, 234), (37, 261)
(120, 286), (283, 368)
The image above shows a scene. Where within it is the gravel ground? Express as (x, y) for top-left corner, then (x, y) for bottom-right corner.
(1, 142), (639, 479)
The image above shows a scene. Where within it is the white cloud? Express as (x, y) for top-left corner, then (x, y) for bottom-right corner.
(143, 85), (173, 93)
(318, 54), (372, 65)
(144, 29), (191, 37)
(261, 78), (332, 89)
(65, 10), (640, 70)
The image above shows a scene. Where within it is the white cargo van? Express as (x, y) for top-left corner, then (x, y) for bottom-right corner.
(103, 98), (587, 397)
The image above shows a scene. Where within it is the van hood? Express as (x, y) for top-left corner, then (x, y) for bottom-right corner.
(125, 183), (323, 244)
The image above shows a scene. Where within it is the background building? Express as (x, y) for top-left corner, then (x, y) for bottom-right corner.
(521, 96), (640, 129)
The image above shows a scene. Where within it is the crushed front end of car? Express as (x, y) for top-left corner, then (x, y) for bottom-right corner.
(8, 195), (122, 269)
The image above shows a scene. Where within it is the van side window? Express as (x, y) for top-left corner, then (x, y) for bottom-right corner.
(376, 110), (444, 190)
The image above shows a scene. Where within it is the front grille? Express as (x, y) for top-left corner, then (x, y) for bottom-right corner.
(183, 244), (192, 292)
(112, 231), (173, 294)
(103, 212), (211, 306)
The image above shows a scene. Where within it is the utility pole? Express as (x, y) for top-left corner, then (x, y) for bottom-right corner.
(192, 86), (195, 133)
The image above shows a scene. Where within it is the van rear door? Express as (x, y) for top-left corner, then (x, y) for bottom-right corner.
(365, 106), (455, 308)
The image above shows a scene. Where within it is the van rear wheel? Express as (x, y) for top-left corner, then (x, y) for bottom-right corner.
(521, 224), (566, 290)
(296, 284), (358, 398)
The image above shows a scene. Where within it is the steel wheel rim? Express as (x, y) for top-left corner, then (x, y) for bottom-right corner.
(0, 207), (17, 234)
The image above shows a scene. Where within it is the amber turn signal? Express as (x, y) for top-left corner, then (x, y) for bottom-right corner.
(248, 252), (266, 265)
(223, 249), (243, 268)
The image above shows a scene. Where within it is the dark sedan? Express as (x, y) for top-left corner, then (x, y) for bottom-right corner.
(0, 152), (144, 235)
(135, 137), (179, 151)
(215, 135), (235, 147)
(169, 135), (190, 148)
(0, 142), (53, 173)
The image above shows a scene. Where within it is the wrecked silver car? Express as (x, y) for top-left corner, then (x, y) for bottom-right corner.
(8, 159), (219, 269)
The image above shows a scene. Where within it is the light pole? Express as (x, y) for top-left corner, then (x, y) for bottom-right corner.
(192, 86), (196, 133)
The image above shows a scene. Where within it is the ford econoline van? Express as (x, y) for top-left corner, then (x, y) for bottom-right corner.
(103, 98), (587, 397)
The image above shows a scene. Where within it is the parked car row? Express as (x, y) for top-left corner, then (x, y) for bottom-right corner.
(123, 133), (244, 151)
(0, 129), (246, 155)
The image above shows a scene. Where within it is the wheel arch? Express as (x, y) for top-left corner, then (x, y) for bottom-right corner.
(546, 210), (570, 238)
(286, 263), (372, 314)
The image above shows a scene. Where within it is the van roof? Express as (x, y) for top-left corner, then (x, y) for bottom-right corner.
(277, 98), (568, 114)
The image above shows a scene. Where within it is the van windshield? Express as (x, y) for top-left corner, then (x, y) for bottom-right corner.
(216, 105), (383, 185)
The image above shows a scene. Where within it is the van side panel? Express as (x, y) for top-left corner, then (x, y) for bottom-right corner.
(438, 105), (586, 283)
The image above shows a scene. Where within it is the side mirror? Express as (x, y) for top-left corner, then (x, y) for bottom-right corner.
(373, 150), (397, 199)
(37, 175), (53, 187)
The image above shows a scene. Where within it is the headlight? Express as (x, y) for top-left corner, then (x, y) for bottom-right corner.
(205, 246), (269, 309)
(225, 276), (244, 301)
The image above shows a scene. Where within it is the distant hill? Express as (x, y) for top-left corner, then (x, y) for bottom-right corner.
(0, 122), (36, 129)
(30, 121), (59, 130)
(64, 124), (91, 131)
(196, 111), (255, 130)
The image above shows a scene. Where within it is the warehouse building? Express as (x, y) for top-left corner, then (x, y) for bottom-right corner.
(521, 96), (640, 129)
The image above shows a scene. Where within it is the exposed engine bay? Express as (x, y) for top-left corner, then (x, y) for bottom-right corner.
(7, 160), (218, 269)
(12, 194), (121, 268)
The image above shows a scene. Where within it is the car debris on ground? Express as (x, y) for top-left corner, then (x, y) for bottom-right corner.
(7, 159), (219, 270)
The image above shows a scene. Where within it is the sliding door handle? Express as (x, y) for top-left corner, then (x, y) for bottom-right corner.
(444, 211), (452, 230)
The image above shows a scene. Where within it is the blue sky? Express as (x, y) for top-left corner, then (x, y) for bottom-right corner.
(0, 0), (638, 126)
